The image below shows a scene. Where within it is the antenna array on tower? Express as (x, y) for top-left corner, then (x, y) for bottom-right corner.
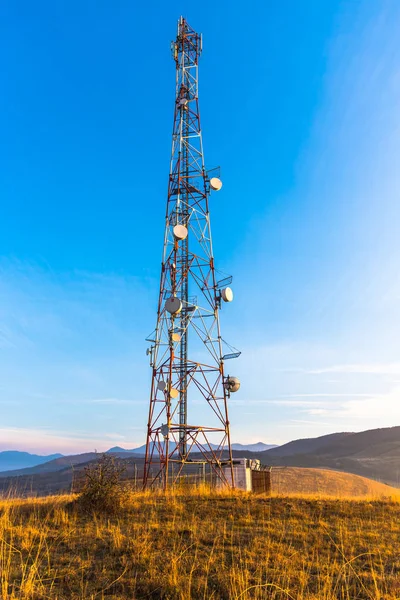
(143, 17), (240, 489)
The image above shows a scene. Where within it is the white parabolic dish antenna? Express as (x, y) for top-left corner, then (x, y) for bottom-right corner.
(221, 287), (233, 302)
(165, 297), (183, 314)
(210, 177), (222, 191)
(224, 376), (240, 393)
(173, 224), (188, 240)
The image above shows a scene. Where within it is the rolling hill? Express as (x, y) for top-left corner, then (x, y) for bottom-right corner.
(264, 432), (354, 457)
(0, 451), (133, 478)
(0, 457), (397, 499)
(0, 451), (63, 473)
(260, 426), (400, 486)
(0, 456), (143, 496)
(1, 426), (399, 491)
(272, 467), (399, 497)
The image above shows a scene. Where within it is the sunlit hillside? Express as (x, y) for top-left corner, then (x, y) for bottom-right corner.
(1, 487), (400, 599)
(272, 466), (399, 497)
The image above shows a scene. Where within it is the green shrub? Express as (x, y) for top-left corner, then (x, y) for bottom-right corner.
(76, 454), (128, 514)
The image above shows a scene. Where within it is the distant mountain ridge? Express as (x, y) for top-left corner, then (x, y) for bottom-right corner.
(3, 426), (400, 487)
(0, 451), (63, 473)
(0, 442), (276, 475)
(107, 442), (277, 455)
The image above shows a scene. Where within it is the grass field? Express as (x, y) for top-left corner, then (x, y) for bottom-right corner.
(1, 485), (400, 599)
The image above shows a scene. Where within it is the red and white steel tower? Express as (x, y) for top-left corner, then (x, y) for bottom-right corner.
(143, 17), (240, 489)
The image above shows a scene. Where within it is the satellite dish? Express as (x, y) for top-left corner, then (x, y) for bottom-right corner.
(170, 387), (179, 399)
(157, 381), (166, 391)
(146, 348), (151, 356)
(165, 297), (183, 315)
(173, 224), (188, 240)
(210, 177), (222, 191)
(224, 376), (240, 393)
(221, 287), (233, 302)
(171, 332), (181, 342)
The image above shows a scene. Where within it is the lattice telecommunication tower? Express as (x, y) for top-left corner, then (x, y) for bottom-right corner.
(143, 17), (241, 489)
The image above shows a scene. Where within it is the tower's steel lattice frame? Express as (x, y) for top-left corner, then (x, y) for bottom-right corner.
(143, 17), (240, 489)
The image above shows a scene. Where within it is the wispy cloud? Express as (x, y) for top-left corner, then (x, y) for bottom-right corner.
(0, 426), (140, 454)
(289, 419), (333, 427)
(86, 398), (144, 405)
(300, 386), (400, 421)
(104, 433), (126, 440)
(283, 393), (373, 398)
(230, 395), (372, 408)
(305, 364), (400, 375)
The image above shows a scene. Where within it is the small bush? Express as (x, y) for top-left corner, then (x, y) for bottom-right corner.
(76, 454), (128, 515)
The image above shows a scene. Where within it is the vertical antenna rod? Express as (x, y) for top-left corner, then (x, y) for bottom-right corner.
(143, 17), (241, 489)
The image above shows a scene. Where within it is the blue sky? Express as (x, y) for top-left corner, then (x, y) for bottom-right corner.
(1, 1), (400, 454)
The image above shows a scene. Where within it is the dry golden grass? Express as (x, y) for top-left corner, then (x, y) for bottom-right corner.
(1, 486), (400, 599)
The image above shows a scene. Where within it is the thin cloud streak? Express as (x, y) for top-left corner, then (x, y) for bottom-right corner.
(0, 427), (140, 454)
(86, 398), (145, 405)
(306, 363), (400, 375)
(283, 393), (373, 398)
(289, 419), (333, 426)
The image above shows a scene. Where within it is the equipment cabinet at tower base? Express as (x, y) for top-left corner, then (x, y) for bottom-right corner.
(220, 458), (271, 494)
